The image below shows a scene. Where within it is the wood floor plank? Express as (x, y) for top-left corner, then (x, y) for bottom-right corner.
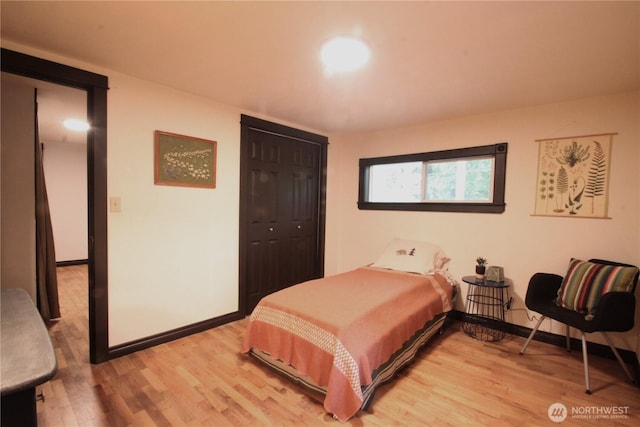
(37, 265), (640, 426)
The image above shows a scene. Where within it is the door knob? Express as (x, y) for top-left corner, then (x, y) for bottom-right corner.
(297, 225), (302, 229)
(268, 227), (274, 232)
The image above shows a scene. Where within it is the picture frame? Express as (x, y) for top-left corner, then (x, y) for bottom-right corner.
(154, 130), (217, 189)
(533, 133), (614, 219)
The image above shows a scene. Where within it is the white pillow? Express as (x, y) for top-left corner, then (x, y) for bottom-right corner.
(371, 238), (450, 275)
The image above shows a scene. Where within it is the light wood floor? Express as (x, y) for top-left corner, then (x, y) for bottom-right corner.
(38, 265), (639, 426)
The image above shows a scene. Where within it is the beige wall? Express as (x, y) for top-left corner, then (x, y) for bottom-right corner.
(43, 141), (88, 262)
(1, 77), (37, 302)
(325, 91), (640, 351)
(1, 42), (248, 345)
(106, 72), (243, 344)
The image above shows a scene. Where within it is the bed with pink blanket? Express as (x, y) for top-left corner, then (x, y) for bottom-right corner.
(242, 239), (456, 421)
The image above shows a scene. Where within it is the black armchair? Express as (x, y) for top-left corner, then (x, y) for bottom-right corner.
(519, 259), (639, 394)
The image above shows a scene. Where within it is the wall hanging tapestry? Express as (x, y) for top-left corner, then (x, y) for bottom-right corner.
(154, 130), (217, 189)
(533, 133), (615, 218)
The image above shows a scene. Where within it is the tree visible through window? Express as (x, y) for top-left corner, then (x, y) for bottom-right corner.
(369, 162), (422, 202)
(425, 157), (494, 202)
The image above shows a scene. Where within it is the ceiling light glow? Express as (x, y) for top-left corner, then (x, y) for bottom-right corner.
(321, 36), (370, 75)
(63, 118), (90, 132)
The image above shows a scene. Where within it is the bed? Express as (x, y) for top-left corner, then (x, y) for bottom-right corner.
(241, 239), (457, 422)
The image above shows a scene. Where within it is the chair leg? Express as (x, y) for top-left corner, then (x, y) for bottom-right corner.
(565, 325), (571, 351)
(601, 332), (635, 383)
(520, 315), (545, 355)
(580, 332), (591, 394)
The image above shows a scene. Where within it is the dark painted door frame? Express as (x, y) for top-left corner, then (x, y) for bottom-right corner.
(238, 114), (328, 316)
(1, 48), (110, 364)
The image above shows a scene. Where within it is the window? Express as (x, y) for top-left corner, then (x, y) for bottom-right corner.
(424, 156), (494, 202)
(359, 143), (507, 213)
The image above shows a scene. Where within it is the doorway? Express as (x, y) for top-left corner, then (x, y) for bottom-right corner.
(239, 115), (328, 314)
(1, 48), (110, 363)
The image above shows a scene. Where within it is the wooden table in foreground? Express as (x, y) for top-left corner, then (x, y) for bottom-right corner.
(1, 288), (57, 426)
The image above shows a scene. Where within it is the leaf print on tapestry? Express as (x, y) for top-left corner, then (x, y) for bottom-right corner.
(534, 134), (613, 218)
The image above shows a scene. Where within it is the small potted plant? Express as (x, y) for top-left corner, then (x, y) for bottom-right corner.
(475, 257), (487, 279)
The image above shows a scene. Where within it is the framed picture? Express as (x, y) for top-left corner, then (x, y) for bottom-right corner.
(533, 133), (614, 218)
(154, 131), (217, 189)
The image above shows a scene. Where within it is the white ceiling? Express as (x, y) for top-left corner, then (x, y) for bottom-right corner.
(1, 1), (639, 135)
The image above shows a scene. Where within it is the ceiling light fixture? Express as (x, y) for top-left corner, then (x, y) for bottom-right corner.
(321, 36), (370, 75)
(63, 118), (90, 132)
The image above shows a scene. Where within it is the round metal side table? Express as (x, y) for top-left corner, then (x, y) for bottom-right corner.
(462, 275), (509, 342)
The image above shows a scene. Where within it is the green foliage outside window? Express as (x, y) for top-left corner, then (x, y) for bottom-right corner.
(425, 158), (492, 201)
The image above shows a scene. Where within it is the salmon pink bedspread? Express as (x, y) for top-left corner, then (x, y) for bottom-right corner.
(242, 267), (454, 422)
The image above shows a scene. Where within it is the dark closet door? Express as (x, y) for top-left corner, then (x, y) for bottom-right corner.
(240, 115), (327, 314)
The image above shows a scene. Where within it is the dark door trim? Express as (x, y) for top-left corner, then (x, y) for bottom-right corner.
(239, 114), (328, 316)
(1, 48), (110, 364)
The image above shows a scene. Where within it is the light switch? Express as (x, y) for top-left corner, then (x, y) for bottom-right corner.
(110, 197), (122, 213)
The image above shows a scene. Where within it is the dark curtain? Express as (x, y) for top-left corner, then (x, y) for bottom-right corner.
(34, 90), (60, 324)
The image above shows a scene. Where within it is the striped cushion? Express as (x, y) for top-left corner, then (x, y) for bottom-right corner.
(556, 259), (638, 314)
